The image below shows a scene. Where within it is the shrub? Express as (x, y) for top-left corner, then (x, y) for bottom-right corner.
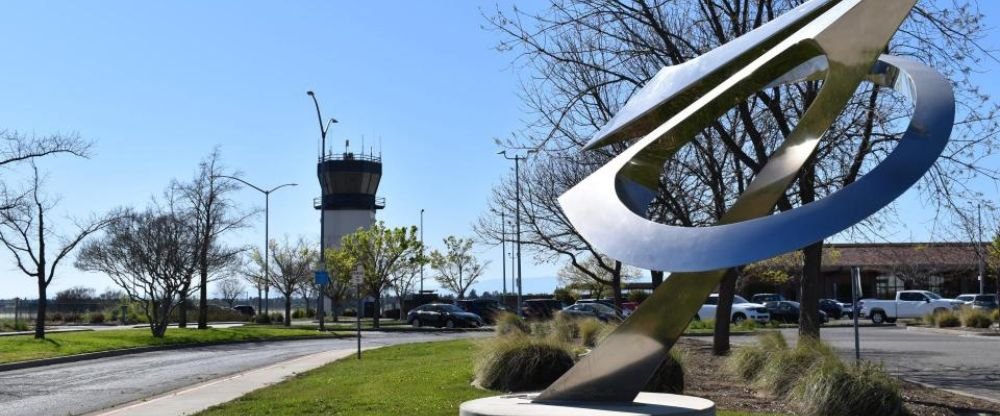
(474, 336), (575, 392)
(254, 314), (272, 324)
(959, 308), (993, 329)
(727, 331), (787, 382)
(291, 309), (305, 319)
(921, 311), (937, 326)
(88, 312), (106, 324)
(687, 319), (714, 331)
(791, 360), (903, 416)
(269, 312), (284, 323)
(735, 318), (758, 332)
(343, 308), (357, 317)
(935, 311), (960, 328)
(578, 318), (604, 347)
(549, 313), (578, 343)
(495, 312), (529, 336)
(63, 313), (82, 323)
(753, 336), (836, 397)
(51, 312), (64, 322)
(993, 308), (999, 323)
(530, 321), (550, 338)
(644, 351), (684, 394)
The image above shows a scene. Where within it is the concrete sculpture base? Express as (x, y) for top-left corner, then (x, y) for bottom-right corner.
(459, 393), (715, 416)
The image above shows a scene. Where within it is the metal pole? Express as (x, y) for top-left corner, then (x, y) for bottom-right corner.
(501, 210), (506, 306)
(264, 192), (270, 316)
(319, 198), (326, 332)
(357, 282), (362, 359)
(420, 209), (424, 293)
(515, 156), (523, 317)
(978, 203), (985, 294)
(851, 266), (861, 362)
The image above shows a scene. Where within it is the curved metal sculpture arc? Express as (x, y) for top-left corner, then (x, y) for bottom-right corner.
(536, 0), (955, 404)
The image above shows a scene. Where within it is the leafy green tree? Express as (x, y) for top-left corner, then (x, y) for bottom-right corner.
(341, 222), (422, 328)
(430, 236), (488, 300)
(323, 247), (356, 322)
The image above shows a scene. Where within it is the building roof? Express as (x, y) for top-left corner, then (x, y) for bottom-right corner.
(823, 242), (984, 271)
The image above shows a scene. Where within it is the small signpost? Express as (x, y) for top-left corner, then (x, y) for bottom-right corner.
(851, 266), (862, 362)
(352, 265), (364, 359)
(314, 268), (329, 331)
(314, 270), (330, 285)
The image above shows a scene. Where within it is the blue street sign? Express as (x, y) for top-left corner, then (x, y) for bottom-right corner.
(314, 271), (330, 285)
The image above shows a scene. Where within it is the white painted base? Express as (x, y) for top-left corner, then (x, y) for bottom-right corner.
(459, 392), (715, 416)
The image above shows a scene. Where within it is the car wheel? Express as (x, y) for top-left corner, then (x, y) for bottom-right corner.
(871, 311), (886, 325)
(732, 313), (747, 324)
(445, 319), (455, 329)
(412, 318), (422, 328)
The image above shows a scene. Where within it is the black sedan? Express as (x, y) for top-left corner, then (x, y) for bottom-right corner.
(407, 303), (484, 328)
(819, 298), (844, 319)
(763, 301), (828, 324)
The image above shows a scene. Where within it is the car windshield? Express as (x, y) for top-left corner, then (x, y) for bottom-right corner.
(734, 295), (750, 304)
(591, 303), (617, 314)
(439, 305), (464, 313)
(923, 292), (942, 300)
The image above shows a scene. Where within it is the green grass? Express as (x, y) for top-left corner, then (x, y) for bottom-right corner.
(196, 338), (780, 416)
(0, 327), (345, 364)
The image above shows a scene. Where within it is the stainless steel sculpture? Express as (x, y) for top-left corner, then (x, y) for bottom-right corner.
(538, 0), (954, 404)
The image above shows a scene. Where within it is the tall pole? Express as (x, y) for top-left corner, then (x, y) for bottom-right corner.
(501, 210), (506, 306)
(499, 150), (534, 317)
(851, 266), (861, 362)
(420, 208), (425, 293)
(978, 202), (985, 294)
(308, 91), (336, 330)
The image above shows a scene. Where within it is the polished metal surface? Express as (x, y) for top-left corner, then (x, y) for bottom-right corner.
(538, 0), (954, 403)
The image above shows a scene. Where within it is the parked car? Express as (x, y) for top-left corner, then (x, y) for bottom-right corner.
(750, 293), (786, 304)
(819, 298), (844, 319)
(561, 302), (622, 322)
(407, 303), (484, 328)
(620, 301), (639, 317)
(455, 299), (507, 324)
(764, 301), (829, 324)
(696, 294), (770, 324)
(955, 293), (999, 311)
(231, 305), (255, 316)
(859, 290), (963, 325)
(522, 299), (565, 320)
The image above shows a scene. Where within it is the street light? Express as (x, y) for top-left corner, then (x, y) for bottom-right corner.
(306, 91), (338, 159)
(420, 208), (425, 293)
(214, 175), (297, 318)
(498, 149), (537, 317)
(308, 90), (339, 331)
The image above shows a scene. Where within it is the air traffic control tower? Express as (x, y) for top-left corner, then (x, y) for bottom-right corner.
(315, 148), (385, 249)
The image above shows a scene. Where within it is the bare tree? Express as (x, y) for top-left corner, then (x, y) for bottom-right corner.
(180, 149), (248, 329)
(430, 236), (488, 300)
(216, 277), (245, 308)
(0, 164), (113, 339)
(389, 253), (425, 320)
(557, 254), (638, 299)
(76, 209), (197, 337)
(259, 237), (315, 326)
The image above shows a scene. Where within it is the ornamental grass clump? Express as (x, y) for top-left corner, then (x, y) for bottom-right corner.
(577, 318), (604, 347)
(494, 312), (529, 336)
(993, 308), (1000, 323)
(791, 360), (903, 416)
(549, 312), (579, 343)
(727, 331), (788, 382)
(752, 335), (837, 397)
(644, 350), (685, 394)
(473, 336), (575, 392)
(959, 308), (993, 329)
(935, 310), (960, 328)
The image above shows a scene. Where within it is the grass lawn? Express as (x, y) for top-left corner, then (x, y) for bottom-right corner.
(0, 327), (345, 364)
(196, 339), (782, 416)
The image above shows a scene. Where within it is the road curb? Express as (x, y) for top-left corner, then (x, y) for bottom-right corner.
(903, 378), (1000, 406)
(905, 326), (1000, 338)
(0, 334), (348, 373)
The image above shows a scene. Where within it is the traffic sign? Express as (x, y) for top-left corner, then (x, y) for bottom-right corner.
(314, 270), (330, 285)
(351, 266), (364, 285)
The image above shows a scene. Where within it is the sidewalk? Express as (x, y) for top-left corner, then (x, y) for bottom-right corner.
(88, 347), (368, 416)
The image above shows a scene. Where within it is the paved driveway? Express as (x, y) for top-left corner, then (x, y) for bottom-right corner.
(729, 326), (1000, 402)
(0, 331), (485, 416)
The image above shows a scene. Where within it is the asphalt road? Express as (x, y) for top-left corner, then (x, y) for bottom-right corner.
(0, 331), (485, 416)
(730, 326), (1000, 402)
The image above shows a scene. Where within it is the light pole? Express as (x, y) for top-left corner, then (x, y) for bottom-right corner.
(420, 208), (425, 293)
(501, 210), (506, 305)
(499, 149), (536, 316)
(214, 175), (297, 319)
(978, 202), (985, 294)
(307, 91), (338, 330)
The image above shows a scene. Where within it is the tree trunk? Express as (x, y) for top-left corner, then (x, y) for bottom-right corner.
(284, 295), (292, 326)
(372, 294), (381, 329)
(331, 294), (339, 323)
(651, 270), (664, 290)
(197, 263), (208, 329)
(178, 292), (188, 328)
(713, 268), (740, 355)
(35, 278), (47, 339)
(611, 261), (623, 310)
(256, 286), (262, 317)
(799, 241), (823, 339)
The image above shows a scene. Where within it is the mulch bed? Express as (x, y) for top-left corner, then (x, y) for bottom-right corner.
(676, 338), (1000, 415)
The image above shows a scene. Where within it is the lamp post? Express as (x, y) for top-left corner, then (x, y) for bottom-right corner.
(307, 91), (338, 330)
(420, 208), (425, 293)
(498, 150), (536, 317)
(501, 210), (506, 305)
(214, 175), (297, 319)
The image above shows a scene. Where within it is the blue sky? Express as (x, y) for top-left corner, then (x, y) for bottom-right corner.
(0, 1), (998, 299)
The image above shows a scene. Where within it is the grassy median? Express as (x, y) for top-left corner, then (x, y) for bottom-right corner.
(196, 339), (781, 416)
(0, 327), (346, 364)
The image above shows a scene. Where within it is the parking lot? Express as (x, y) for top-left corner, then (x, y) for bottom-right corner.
(727, 326), (1000, 403)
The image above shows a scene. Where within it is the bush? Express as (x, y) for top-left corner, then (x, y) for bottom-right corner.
(687, 319), (714, 331)
(254, 314), (272, 324)
(791, 360), (903, 416)
(959, 308), (993, 329)
(735, 318), (758, 331)
(935, 311), (960, 328)
(752, 336), (836, 397)
(343, 308), (357, 317)
(474, 336), (575, 392)
(993, 308), (999, 323)
(578, 318), (604, 347)
(50, 312), (64, 322)
(291, 309), (305, 319)
(549, 313), (578, 343)
(269, 313), (285, 323)
(727, 331), (787, 382)
(0, 319), (29, 332)
(88, 312), (106, 324)
(644, 351), (684, 394)
(495, 312), (529, 336)
(63, 313), (82, 323)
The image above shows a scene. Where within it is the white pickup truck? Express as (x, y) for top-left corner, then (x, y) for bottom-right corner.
(859, 290), (963, 324)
